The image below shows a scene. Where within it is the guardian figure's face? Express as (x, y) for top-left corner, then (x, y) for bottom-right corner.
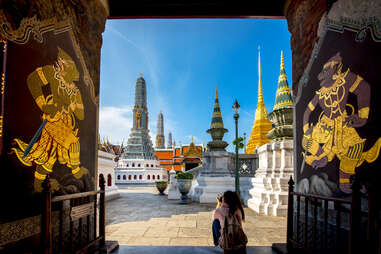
(62, 59), (80, 83)
(318, 65), (335, 84)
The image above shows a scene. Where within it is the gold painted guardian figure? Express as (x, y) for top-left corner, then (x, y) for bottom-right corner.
(302, 53), (381, 194)
(11, 47), (88, 192)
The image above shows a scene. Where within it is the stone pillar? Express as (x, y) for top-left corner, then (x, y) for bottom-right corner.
(247, 140), (293, 216)
(167, 169), (180, 199)
(193, 151), (235, 203)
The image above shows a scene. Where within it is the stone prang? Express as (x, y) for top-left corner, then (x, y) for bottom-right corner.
(122, 74), (156, 160)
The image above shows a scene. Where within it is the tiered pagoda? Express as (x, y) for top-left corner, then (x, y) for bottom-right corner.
(206, 86), (228, 151)
(245, 46), (273, 154)
(155, 111), (165, 149)
(266, 51), (293, 141)
(122, 73), (156, 160)
(115, 74), (166, 184)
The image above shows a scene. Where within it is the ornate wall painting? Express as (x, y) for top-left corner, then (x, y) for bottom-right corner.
(295, 17), (381, 197)
(0, 39), (6, 157)
(0, 16), (97, 221)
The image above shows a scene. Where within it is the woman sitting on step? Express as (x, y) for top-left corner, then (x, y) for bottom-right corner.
(212, 191), (247, 253)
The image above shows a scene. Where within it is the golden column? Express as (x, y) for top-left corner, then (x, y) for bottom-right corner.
(245, 46), (273, 154)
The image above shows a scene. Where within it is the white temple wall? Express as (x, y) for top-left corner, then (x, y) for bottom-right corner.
(97, 150), (120, 201)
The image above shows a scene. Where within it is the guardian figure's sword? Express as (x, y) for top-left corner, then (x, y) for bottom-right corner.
(23, 119), (48, 158)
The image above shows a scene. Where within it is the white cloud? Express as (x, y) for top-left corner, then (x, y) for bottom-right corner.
(99, 106), (132, 144)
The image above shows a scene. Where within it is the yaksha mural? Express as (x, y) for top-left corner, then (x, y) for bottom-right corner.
(302, 53), (381, 194)
(11, 47), (88, 192)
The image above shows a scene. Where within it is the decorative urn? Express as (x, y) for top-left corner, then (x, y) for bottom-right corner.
(176, 172), (194, 204)
(155, 181), (168, 195)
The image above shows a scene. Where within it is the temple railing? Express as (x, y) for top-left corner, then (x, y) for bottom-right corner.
(41, 175), (106, 254)
(229, 154), (258, 177)
(286, 176), (380, 254)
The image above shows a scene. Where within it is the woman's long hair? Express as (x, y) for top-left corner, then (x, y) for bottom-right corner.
(223, 191), (245, 221)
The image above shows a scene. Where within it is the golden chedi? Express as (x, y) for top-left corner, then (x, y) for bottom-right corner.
(245, 46), (273, 154)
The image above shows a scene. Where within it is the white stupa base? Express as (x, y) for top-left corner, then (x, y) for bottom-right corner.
(193, 176), (235, 203)
(246, 140), (293, 217)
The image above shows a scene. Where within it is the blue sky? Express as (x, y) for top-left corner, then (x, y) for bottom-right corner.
(99, 19), (292, 152)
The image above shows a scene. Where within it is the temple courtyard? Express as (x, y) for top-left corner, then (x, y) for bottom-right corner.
(106, 186), (286, 253)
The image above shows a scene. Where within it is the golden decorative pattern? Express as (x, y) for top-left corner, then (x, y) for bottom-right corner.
(308, 102), (315, 111)
(36, 67), (48, 85)
(303, 123), (309, 133)
(1, 73), (4, 95)
(0, 116), (3, 137)
(358, 107), (369, 119)
(303, 58), (381, 185)
(349, 75), (363, 93)
(1, 39), (6, 52)
(34, 171), (47, 180)
(72, 166), (80, 174)
(0, 14), (96, 104)
(323, 60), (339, 69)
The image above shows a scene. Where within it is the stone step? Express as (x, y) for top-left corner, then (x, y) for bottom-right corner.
(111, 245), (277, 254)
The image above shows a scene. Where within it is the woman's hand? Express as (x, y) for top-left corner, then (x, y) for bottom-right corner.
(216, 197), (221, 208)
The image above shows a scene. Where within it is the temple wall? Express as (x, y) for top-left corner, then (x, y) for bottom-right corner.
(292, 0), (381, 196)
(284, 0), (327, 97)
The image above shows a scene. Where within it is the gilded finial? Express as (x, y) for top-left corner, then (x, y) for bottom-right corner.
(280, 51), (285, 70)
(216, 86), (218, 99)
(191, 136), (194, 143)
(257, 45), (263, 103)
(139, 72), (143, 77)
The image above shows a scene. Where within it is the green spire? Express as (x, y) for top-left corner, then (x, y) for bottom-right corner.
(210, 86), (224, 129)
(273, 51), (293, 111)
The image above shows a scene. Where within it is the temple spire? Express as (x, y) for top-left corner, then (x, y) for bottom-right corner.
(258, 46), (264, 104)
(266, 51), (294, 141)
(156, 111), (165, 149)
(273, 51), (293, 111)
(210, 86), (224, 129)
(167, 131), (173, 149)
(245, 46), (273, 154)
(207, 86), (228, 151)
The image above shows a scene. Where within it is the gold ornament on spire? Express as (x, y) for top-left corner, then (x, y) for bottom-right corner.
(245, 46), (273, 154)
